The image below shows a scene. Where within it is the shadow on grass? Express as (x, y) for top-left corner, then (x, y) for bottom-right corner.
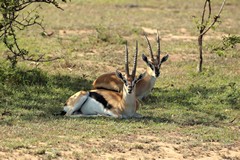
(50, 74), (92, 91)
(53, 114), (221, 127)
(139, 84), (240, 126)
(0, 67), (239, 127)
(0, 68), (93, 123)
(145, 84), (239, 110)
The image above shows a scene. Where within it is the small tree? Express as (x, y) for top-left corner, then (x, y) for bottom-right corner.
(0, 0), (67, 68)
(197, 0), (226, 72)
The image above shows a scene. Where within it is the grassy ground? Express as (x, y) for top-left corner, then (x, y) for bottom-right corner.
(0, 0), (240, 159)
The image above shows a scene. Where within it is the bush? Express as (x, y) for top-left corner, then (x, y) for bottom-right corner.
(212, 34), (240, 57)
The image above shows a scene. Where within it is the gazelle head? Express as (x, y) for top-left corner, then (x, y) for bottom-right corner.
(116, 41), (145, 95)
(142, 32), (169, 78)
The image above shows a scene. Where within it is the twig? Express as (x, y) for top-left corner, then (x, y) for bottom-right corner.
(229, 116), (239, 123)
(23, 54), (62, 62)
(200, 0), (226, 36)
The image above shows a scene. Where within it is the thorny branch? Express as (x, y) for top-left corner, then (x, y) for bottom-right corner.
(0, 0), (68, 68)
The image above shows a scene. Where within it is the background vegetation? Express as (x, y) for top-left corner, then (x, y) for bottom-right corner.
(0, 0), (239, 159)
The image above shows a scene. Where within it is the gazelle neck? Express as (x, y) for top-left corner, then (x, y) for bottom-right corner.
(122, 87), (136, 104)
(144, 67), (157, 87)
(146, 66), (157, 79)
(136, 68), (157, 100)
(121, 86), (137, 116)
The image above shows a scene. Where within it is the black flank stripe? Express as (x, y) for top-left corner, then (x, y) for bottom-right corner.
(95, 87), (119, 92)
(89, 92), (113, 109)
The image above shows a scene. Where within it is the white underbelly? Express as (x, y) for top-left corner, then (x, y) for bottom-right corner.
(81, 97), (118, 117)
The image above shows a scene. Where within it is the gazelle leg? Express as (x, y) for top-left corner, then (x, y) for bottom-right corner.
(64, 91), (89, 116)
(132, 112), (143, 118)
(66, 112), (120, 118)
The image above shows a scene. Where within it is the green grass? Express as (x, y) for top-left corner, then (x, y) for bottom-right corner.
(0, 0), (240, 159)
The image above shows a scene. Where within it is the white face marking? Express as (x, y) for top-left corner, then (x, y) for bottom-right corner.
(147, 64), (156, 77)
(147, 61), (161, 78)
(126, 81), (134, 94)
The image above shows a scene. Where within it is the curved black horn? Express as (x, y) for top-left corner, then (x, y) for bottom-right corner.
(132, 41), (138, 77)
(144, 33), (154, 60)
(125, 42), (129, 76)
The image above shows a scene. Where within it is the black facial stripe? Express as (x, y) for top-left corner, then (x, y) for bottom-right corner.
(132, 81), (136, 87)
(89, 92), (113, 109)
(149, 63), (154, 70)
(128, 86), (133, 94)
(123, 80), (128, 86)
(154, 66), (160, 77)
(158, 63), (162, 68)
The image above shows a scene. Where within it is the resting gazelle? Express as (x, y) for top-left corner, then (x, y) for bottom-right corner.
(92, 32), (169, 100)
(63, 42), (144, 118)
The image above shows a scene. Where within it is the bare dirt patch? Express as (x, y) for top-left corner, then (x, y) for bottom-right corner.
(59, 29), (95, 36)
(142, 27), (226, 42)
(69, 135), (240, 160)
(1, 134), (239, 160)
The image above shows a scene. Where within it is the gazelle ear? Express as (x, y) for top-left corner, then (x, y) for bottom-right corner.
(135, 72), (146, 84)
(142, 53), (149, 64)
(161, 54), (169, 64)
(115, 70), (126, 83)
(142, 53), (154, 71)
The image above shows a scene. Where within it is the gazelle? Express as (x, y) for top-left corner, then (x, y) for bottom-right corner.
(63, 42), (144, 118)
(92, 32), (169, 100)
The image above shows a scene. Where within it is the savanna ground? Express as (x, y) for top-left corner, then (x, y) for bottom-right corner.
(0, 0), (240, 159)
